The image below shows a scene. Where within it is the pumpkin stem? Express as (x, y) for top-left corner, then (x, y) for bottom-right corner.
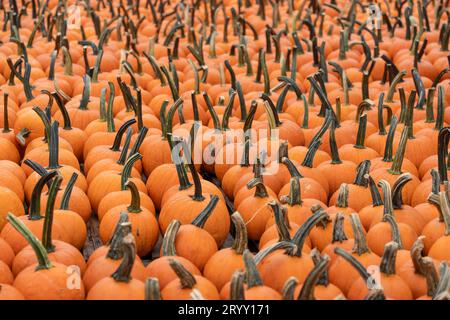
(243, 249), (263, 288)
(282, 157), (304, 179)
(222, 90), (236, 131)
(378, 180), (394, 218)
(6, 213), (53, 271)
(336, 183), (349, 208)
(368, 176), (383, 207)
(29, 171), (58, 220)
(331, 212), (348, 244)
(16, 127), (31, 146)
(203, 91), (221, 131)
(52, 92), (72, 130)
(145, 278), (161, 300)
(42, 174), (62, 253)
(269, 201), (292, 242)
(281, 277), (298, 300)
(398, 88), (408, 124)
(377, 93), (387, 135)
(425, 87), (436, 123)
(438, 191), (450, 236)
(334, 247), (371, 282)
(231, 212), (248, 255)
(354, 160), (371, 187)
(297, 251), (330, 300)
(78, 75), (91, 110)
(128, 126), (149, 158)
(379, 241), (398, 275)
(431, 169), (441, 195)
(349, 213), (371, 255)
(388, 125), (409, 175)
(165, 98), (184, 143)
(301, 94), (310, 129)
(47, 121), (62, 170)
(191, 195), (219, 228)
(120, 153), (142, 191)
(32, 106), (51, 144)
(61, 46), (73, 76)
(281, 176), (303, 206)
(301, 137), (321, 168)
(111, 232), (136, 282)
(433, 262), (450, 299)
(437, 127), (450, 183)
(116, 128), (133, 166)
(409, 236), (427, 275)
(161, 219), (180, 257)
(247, 177), (269, 198)
(2, 93), (10, 132)
(354, 114), (368, 149)
(104, 82), (115, 132)
(168, 258), (197, 289)
(329, 122), (342, 164)
(392, 173), (412, 209)
(254, 241), (297, 265)
(60, 173), (77, 210)
(384, 215), (404, 249)
(125, 180), (142, 213)
(230, 271), (246, 300)
(384, 69), (406, 103)
(22, 63), (35, 101)
(405, 90), (417, 138)
(434, 85), (444, 131)
(290, 205), (328, 257)
(111, 118), (136, 152)
(382, 115), (399, 162)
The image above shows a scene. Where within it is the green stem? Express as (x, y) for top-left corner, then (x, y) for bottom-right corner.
(349, 213), (371, 255)
(388, 125), (409, 175)
(79, 75), (91, 110)
(120, 153), (142, 191)
(42, 175), (62, 253)
(145, 278), (161, 300)
(243, 249), (263, 288)
(47, 121), (61, 170)
(384, 215), (403, 249)
(191, 195), (219, 228)
(301, 137), (321, 168)
(379, 242), (398, 275)
(354, 114), (368, 148)
(297, 253), (330, 300)
(230, 271), (245, 300)
(434, 85), (444, 130)
(161, 220), (180, 257)
(168, 258), (197, 289)
(378, 180), (394, 218)
(125, 180), (142, 213)
(111, 119), (136, 152)
(106, 82), (116, 132)
(231, 212), (248, 255)
(368, 176), (383, 207)
(60, 173), (77, 210)
(6, 213), (53, 271)
(382, 116), (398, 162)
(52, 92), (72, 130)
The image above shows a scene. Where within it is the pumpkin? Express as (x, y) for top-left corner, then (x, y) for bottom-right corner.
(12, 175), (85, 276)
(203, 212), (247, 291)
(6, 213), (85, 299)
(87, 232), (145, 300)
(161, 259), (220, 300)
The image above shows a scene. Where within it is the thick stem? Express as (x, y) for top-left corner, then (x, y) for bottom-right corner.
(368, 176), (383, 207)
(230, 271), (245, 300)
(231, 212), (248, 254)
(247, 178), (269, 199)
(125, 180), (142, 213)
(2, 93), (10, 132)
(161, 220), (180, 257)
(29, 171), (57, 220)
(382, 116), (399, 162)
(379, 241), (398, 275)
(47, 121), (61, 170)
(334, 247), (371, 282)
(329, 122), (342, 164)
(386, 71), (407, 103)
(42, 175), (62, 252)
(6, 213), (53, 271)
(52, 92), (72, 130)
(388, 125), (409, 175)
(120, 153), (142, 191)
(437, 127), (450, 183)
(349, 213), (371, 255)
(282, 157), (304, 179)
(111, 119), (136, 152)
(243, 249), (263, 288)
(301, 137), (321, 168)
(106, 214), (130, 260)
(384, 214), (404, 249)
(434, 85), (444, 131)
(353, 160), (371, 187)
(354, 114), (368, 148)
(168, 258), (197, 289)
(297, 253), (330, 300)
(392, 173), (412, 209)
(282, 177), (303, 206)
(290, 205), (328, 257)
(269, 201), (292, 242)
(191, 195), (219, 228)
(282, 277), (298, 300)
(331, 213), (348, 243)
(111, 233), (136, 282)
(336, 183), (349, 208)
(145, 278), (161, 300)
(379, 180), (394, 218)
(60, 173), (77, 210)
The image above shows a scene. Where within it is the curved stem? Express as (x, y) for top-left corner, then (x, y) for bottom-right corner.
(282, 157), (304, 179)
(243, 249), (263, 288)
(392, 173), (412, 209)
(60, 173), (77, 210)
(168, 258), (197, 289)
(29, 171), (58, 220)
(329, 122), (342, 164)
(388, 125), (409, 175)
(379, 241), (398, 275)
(230, 271), (245, 300)
(145, 278), (161, 300)
(125, 180), (142, 213)
(290, 205), (328, 257)
(247, 178), (269, 198)
(301, 137), (321, 168)
(386, 70), (406, 102)
(78, 75), (91, 110)
(128, 126), (148, 158)
(354, 114), (368, 148)
(378, 180), (394, 218)
(336, 183), (349, 208)
(331, 213), (348, 243)
(349, 213), (371, 255)
(42, 175), (62, 253)
(52, 92), (72, 130)
(6, 213), (53, 271)
(111, 232), (136, 282)
(353, 160), (371, 187)
(384, 215), (403, 249)
(111, 119), (136, 152)
(231, 212), (248, 255)
(106, 214), (130, 259)
(334, 247), (371, 282)
(47, 121), (61, 170)
(382, 116), (399, 162)
(269, 201), (292, 242)
(368, 176), (383, 207)
(282, 277), (298, 300)
(191, 195), (219, 228)
(297, 253), (330, 300)
(161, 220), (180, 257)
(120, 153), (142, 191)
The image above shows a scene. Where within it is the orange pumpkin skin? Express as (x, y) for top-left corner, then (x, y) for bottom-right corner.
(366, 222), (418, 257)
(0, 284), (25, 300)
(428, 237), (450, 261)
(0, 260), (13, 284)
(86, 278), (145, 300)
(97, 191), (155, 222)
(82, 256), (146, 293)
(220, 282), (282, 300)
(0, 237), (14, 267)
(99, 207), (159, 257)
(0, 186), (25, 231)
(293, 283), (344, 300)
(161, 275), (221, 300)
(11, 240), (86, 276)
(14, 262), (86, 300)
(346, 275), (413, 300)
(145, 256), (202, 290)
(203, 249), (246, 291)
